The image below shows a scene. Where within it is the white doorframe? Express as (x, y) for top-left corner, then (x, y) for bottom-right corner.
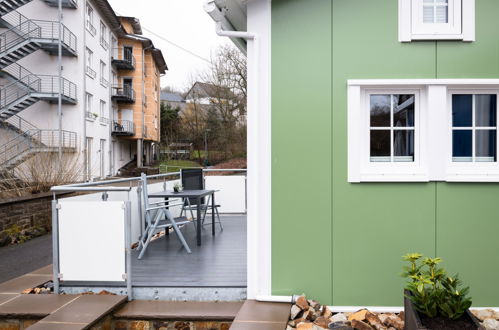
(246, 0), (272, 299)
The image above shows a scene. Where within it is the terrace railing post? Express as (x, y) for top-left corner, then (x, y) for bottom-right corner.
(51, 198), (60, 294)
(137, 182), (144, 239)
(124, 201), (132, 301)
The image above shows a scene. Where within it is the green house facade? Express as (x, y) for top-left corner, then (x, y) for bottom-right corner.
(206, 0), (499, 308)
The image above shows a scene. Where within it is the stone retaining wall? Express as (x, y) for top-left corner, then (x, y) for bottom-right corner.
(0, 192), (75, 246)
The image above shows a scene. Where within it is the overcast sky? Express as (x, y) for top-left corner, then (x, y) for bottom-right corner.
(107, 0), (230, 92)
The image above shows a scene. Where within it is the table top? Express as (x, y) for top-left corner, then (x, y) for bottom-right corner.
(148, 189), (215, 198)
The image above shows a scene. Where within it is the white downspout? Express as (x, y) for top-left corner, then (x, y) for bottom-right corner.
(206, 0), (291, 305)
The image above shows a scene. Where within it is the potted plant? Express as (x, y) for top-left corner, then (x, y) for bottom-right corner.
(402, 253), (484, 330)
(173, 182), (183, 193)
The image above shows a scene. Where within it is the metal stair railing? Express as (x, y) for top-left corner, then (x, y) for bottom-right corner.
(0, 114), (38, 134)
(2, 62), (41, 88)
(0, 8), (32, 29)
(0, 0), (33, 16)
(0, 18), (77, 55)
(0, 74), (77, 109)
(0, 129), (77, 167)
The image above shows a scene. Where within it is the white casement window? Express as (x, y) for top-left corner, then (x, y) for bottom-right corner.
(100, 100), (106, 118)
(86, 3), (96, 36)
(399, 0), (475, 42)
(100, 21), (109, 50)
(100, 61), (108, 87)
(85, 93), (94, 120)
(348, 80), (499, 182)
(86, 48), (96, 79)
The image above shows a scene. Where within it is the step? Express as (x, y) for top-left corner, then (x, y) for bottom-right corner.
(114, 300), (244, 321)
(229, 300), (291, 330)
(27, 295), (127, 330)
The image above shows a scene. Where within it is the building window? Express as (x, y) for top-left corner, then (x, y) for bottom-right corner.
(452, 94), (497, 163)
(86, 3), (96, 36)
(100, 21), (109, 50)
(399, 0), (475, 42)
(86, 48), (96, 79)
(100, 60), (108, 87)
(370, 94), (415, 163)
(99, 100), (107, 123)
(85, 93), (94, 120)
(348, 80), (499, 182)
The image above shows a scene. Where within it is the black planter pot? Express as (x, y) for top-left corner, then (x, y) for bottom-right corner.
(404, 290), (484, 330)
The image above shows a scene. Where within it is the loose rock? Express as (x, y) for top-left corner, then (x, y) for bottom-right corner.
(384, 315), (404, 330)
(314, 316), (329, 329)
(331, 313), (347, 323)
(473, 309), (496, 321)
(296, 295), (310, 311)
(483, 319), (499, 330)
(348, 309), (368, 322)
(351, 319), (374, 330)
(291, 304), (303, 319)
(328, 322), (354, 330)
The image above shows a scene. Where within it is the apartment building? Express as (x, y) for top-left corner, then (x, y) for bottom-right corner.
(112, 16), (166, 168)
(0, 0), (166, 180)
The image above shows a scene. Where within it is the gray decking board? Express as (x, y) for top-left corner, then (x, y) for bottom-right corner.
(131, 215), (247, 287)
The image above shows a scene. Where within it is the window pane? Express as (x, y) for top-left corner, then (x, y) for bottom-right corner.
(475, 94), (497, 127)
(370, 95), (390, 127)
(393, 94), (415, 127)
(435, 6), (448, 23)
(370, 130), (390, 161)
(394, 130), (415, 162)
(452, 130), (472, 161)
(423, 6), (434, 23)
(475, 130), (497, 162)
(452, 95), (473, 127)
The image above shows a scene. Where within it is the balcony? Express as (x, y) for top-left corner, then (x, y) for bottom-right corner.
(50, 170), (247, 300)
(111, 47), (135, 71)
(112, 119), (134, 136)
(42, 0), (78, 9)
(111, 85), (135, 104)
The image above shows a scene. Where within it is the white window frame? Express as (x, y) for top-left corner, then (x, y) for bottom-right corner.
(85, 3), (96, 36)
(446, 88), (499, 181)
(348, 79), (499, 182)
(399, 0), (475, 42)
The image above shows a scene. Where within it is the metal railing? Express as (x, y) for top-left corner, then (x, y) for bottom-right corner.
(0, 75), (77, 109)
(100, 36), (109, 50)
(85, 65), (96, 79)
(2, 62), (40, 88)
(0, 129), (77, 166)
(85, 111), (97, 120)
(111, 47), (135, 68)
(100, 76), (109, 87)
(0, 9), (32, 30)
(112, 119), (134, 135)
(0, 18), (77, 54)
(111, 85), (135, 101)
(1, 114), (38, 133)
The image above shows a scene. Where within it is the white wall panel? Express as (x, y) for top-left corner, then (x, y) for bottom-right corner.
(205, 176), (246, 213)
(58, 201), (125, 282)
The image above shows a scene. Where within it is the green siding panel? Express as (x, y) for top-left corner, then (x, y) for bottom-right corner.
(272, 0), (499, 306)
(271, 0), (332, 303)
(436, 183), (499, 307)
(435, 0), (499, 307)
(332, 0), (436, 306)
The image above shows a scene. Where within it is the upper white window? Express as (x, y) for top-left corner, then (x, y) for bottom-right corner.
(399, 0), (475, 42)
(348, 80), (499, 183)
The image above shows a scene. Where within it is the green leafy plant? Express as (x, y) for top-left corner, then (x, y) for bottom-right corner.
(402, 253), (472, 320)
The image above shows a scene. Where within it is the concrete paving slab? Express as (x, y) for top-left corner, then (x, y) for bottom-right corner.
(40, 295), (127, 325)
(114, 300), (243, 320)
(0, 275), (52, 294)
(0, 294), (78, 318)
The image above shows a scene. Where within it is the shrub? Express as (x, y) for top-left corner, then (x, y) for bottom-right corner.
(402, 253), (472, 320)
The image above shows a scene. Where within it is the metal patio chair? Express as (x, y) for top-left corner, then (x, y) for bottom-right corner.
(179, 168), (223, 231)
(137, 173), (193, 259)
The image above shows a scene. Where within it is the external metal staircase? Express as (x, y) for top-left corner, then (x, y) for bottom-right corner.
(0, 0), (78, 171)
(0, 115), (77, 171)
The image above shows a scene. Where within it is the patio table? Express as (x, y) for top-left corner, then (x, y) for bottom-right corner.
(148, 189), (216, 246)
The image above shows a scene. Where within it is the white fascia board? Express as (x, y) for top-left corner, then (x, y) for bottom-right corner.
(348, 79), (499, 86)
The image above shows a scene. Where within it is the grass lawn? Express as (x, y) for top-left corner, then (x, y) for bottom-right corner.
(156, 160), (201, 173)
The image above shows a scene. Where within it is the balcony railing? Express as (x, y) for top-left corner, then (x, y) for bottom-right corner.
(100, 77), (109, 88)
(100, 36), (109, 50)
(111, 120), (134, 136)
(111, 85), (135, 103)
(86, 66), (96, 79)
(111, 47), (135, 70)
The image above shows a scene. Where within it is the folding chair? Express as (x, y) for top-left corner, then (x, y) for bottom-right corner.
(179, 168), (223, 231)
(137, 173), (193, 259)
